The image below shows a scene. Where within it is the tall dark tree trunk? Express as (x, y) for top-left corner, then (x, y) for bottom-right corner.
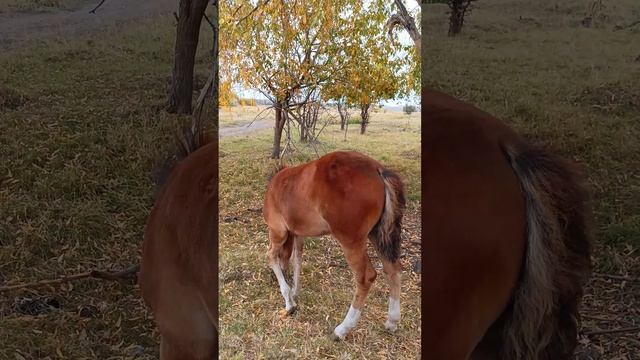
(360, 103), (371, 134)
(300, 119), (306, 142)
(271, 101), (286, 159)
(448, 0), (476, 36)
(166, 0), (209, 114)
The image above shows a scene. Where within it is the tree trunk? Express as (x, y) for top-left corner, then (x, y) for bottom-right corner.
(360, 103), (371, 135)
(166, 0), (209, 114)
(300, 117), (307, 142)
(448, 0), (474, 36)
(271, 101), (286, 159)
(337, 102), (347, 130)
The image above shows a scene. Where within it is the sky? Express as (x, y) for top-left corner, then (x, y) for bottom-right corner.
(235, 0), (421, 108)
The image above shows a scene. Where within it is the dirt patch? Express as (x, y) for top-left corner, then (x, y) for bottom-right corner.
(0, 85), (27, 109)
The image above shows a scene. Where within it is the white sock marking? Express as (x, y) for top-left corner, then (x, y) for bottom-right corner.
(385, 297), (400, 331)
(334, 305), (361, 339)
(271, 263), (295, 311)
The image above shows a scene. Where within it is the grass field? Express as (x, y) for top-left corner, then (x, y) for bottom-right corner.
(424, 0), (639, 356)
(0, 14), (212, 358)
(220, 105), (272, 127)
(0, 0), (84, 13)
(219, 109), (422, 359)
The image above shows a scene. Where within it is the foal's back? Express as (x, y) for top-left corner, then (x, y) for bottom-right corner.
(264, 151), (386, 239)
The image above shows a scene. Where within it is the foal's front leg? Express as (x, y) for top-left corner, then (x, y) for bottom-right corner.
(332, 241), (377, 340)
(267, 229), (297, 314)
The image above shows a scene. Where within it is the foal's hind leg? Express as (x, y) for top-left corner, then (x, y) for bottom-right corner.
(332, 239), (377, 340)
(267, 228), (296, 314)
(381, 258), (401, 332)
(291, 236), (304, 299)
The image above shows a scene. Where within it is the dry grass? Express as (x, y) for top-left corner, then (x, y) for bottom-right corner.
(424, 0), (639, 356)
(0, 15), (212, 359)
(219, 109), (421, 359)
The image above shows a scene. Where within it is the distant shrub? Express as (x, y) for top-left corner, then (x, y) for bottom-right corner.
(403, 104), (416, 115)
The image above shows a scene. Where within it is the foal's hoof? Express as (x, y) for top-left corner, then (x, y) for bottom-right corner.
(278, 306), (296, 318)
(384, 320), (398, 333)
(330, 331), (344, 342)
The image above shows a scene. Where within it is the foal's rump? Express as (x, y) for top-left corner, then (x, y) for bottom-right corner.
(312, 151), (405, 258)
(422, 89), (591, 359)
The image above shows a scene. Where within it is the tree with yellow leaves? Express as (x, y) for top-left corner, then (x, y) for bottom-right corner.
(220, 0), (415, 157)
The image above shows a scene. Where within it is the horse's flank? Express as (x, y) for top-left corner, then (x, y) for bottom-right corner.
(422, 88), (591, 359)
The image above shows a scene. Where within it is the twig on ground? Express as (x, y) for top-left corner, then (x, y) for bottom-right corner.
(89, 0), (108, 14)
(582, 314), (634, 326)
(582, 326), (640, 336)
(592, 272), (638, 282)
(0, 265), (139, 293)
(614, 20), (640, 31)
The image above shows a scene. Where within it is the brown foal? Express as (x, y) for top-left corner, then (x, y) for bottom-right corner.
(263, 151), (406, 340)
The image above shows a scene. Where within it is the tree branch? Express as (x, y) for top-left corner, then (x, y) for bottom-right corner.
(386, 0), (421, 52)
(236, 0), (271, 25)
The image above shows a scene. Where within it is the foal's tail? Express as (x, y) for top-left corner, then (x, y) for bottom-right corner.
(369, 168), (406, 263)
(500, 144), (592, 360)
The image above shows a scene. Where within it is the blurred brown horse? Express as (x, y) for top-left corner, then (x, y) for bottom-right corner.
(139, 127), (217, 359)
(263, 151), (405, 340)
(422, 88), (592, 359)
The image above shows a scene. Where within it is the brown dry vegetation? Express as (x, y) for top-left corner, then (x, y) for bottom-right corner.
(425, 0), (639, 357)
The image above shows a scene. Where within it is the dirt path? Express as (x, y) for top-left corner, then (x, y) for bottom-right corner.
(219, 118), (272, 138)
(0, 0), (176, 49)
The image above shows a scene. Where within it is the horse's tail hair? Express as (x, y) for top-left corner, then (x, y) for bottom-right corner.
(500, 143), (592, 360)
(369, 168), (406, 263)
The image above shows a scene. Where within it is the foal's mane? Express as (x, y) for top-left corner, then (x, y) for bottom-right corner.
(153, 121), (215, 188)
